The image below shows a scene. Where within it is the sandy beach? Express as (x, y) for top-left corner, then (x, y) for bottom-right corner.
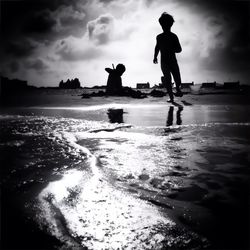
(1, 90), (250, 249)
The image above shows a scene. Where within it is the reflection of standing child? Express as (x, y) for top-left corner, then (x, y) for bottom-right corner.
(105, 64), (126, 95)
(153, 12), (183, 102)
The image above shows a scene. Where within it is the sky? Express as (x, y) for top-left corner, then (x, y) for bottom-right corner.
(1, 0), (250, 87)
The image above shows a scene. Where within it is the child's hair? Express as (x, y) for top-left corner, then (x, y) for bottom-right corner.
(159, 12), (174, 27)
(116, 64), (126, 75)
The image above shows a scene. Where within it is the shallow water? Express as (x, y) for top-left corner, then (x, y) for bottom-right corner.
(1, 99), (250, 249)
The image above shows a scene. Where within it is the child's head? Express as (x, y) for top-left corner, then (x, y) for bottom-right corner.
(159, 12), (174, 31)
(116, 64), (126, 76)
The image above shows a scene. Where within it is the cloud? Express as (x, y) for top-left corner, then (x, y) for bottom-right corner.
(200, 43), (250, 73)
(4, 39), (38, 58)
(26, 58), (49, 71)
(9, 61), (20, 73)
(23, 6), (87, 41)
(58, 5), (86, 26)
(24, 9), (57, 34)
(87, 14), (115, 45)
(52, 5), (87, 38)
(183, 2), (250, 77)
(1, 0), (88, 44)
(55, 37), (103, 61)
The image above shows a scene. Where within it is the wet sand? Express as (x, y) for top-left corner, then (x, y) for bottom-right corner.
(1, 91), (250, 249)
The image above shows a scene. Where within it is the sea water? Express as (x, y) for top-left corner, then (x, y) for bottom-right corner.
(1, 94), (250, 249)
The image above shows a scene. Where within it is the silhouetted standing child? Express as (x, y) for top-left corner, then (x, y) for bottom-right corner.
(153, 12), (183, 102)
(105, 64), (126, 95)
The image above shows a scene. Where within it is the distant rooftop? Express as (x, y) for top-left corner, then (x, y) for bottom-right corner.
(136, 83), (150, 89)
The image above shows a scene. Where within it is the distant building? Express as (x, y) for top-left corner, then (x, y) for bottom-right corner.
(181, 82), (194, 88)
(223, 81), (240, 89)
(201, 81), (217, 88)
(136, 82), (150, 89)
(153, 83), (163, 88)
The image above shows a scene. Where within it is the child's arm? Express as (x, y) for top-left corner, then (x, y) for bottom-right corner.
(174, 35), (182, 53)
(153, 37), (159, 64)
(105, 68), (113, 73)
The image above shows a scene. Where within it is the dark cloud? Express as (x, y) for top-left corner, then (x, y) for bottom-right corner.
(60, 14), (83, 27)
(4, 40), (37, 58)
(56, 5), (86, 38)
(26, 58), (49, 71)
(2, 1), (55, 39)
(178, 0), (250, 36)
(99, 0), (115, 3)
(9, 61), (20, 73)
(24, 10), (57, 34)
(0, 0), (88, 67)
(201, 43), (250, 72)
(1, 0), (86, 42)
(180, 0), (250, 77)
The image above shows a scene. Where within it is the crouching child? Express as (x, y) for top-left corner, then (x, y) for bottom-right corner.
(105, 64), (126, 96)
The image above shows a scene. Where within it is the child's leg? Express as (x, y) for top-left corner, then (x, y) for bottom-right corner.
(161, 64), (174, 101)
(171, 63), (182, 92)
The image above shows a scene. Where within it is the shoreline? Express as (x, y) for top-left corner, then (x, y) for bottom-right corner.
(1, 89), (250, 108)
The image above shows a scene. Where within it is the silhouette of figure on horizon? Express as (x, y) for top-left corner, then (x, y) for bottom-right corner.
(105, 64), (126, 95)
(154, 12), (183, 102)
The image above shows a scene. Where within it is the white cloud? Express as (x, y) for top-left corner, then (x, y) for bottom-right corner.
(55, 36), (103, 61)
(87, 14), (115, 45)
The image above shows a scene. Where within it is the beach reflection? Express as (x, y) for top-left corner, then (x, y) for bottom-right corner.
(107, 108), (124, 123)
(166, 106), (183, 126)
